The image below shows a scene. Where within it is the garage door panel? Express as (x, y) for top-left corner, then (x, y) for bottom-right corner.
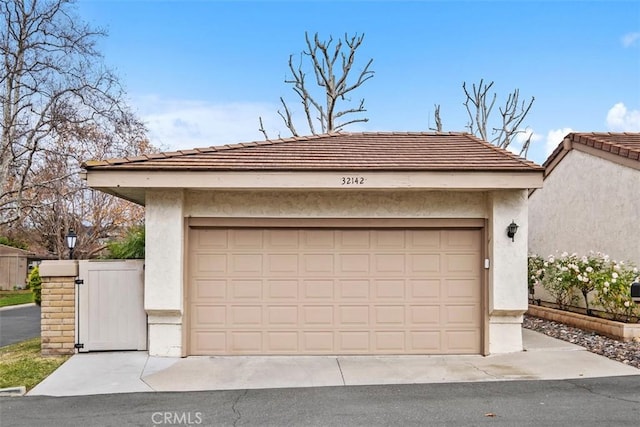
(375, 279), (405, 299)
(302, 280), (334, 299)
(445, 253), (480, 274)
(303, 253), (334, 273)
(445, 279), (481, 299)
(374, 253), (406, 274)
(444, 305), (480, 325)
(231, 254), (262, 274)
(302, 305), (334, 325)
(231, 230), (264, 248)
(375, 230), (406, 248)
(193, 305), (226, 326)
(338, 279), (370, 299)
(193, 280), (226, 299)
(410, 331), (441, 351)
(410, 254), (441, 273)
(192, 331), (226, 352)
(340, 230), (370, 247)
(374, 306), (405, 325)
(338, 254), (370, 273)
(266, 331), (298, 352)
(230, 280), (262, 299)
(266, 280), (298, 299)
(374, 331), (405, 352)
(410, 230), (441, 248)
(339, 331), (370, 351)
(231, 332), (262, 352)
(195, 254), (227, 274)
(409, 305), (440, 324)
(267, 306), (298, 326)
(230, 306), (262, 325)
(409, 279), (441, 299)
(189, 227), (482, 355)
(266, 254), (298, 274)
(303, 331), (334, 351)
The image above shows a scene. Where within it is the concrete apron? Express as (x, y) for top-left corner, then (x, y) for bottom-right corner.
(28, 329), (640, 397)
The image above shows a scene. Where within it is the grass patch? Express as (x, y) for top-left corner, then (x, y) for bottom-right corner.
(0, 290), (34, 307)
(0, 338), (69, 391)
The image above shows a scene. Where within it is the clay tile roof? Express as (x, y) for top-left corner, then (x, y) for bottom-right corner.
(82, 132), (543, 172)
(543, 132), (640, 173)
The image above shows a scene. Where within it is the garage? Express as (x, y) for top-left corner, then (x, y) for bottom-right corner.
(188, 222), (482, 355)
(83, 132), (544, 357)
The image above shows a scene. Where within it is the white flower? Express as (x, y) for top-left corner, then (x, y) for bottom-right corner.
(586, 266), (593, 273)
(548, 256), (555, 264)
(603, 255), (610, 261)
(624, 301), (630, 308)
(581, 256), (588, 263)
(577, 274), (583, 281)
(612, 272), (619, 279)
(612, 278), (617, 283)
(614, 264), (621, 271)
(561, 251), (568, 257)
(604, 282), (610, 287)
(633, 267), (638, 274)
(531, 275), (536, 280)
(561, 266), (569, 272)
(544, 262), (549, 267)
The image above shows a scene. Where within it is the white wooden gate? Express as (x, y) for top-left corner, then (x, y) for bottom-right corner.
(77, 260), (147, 352)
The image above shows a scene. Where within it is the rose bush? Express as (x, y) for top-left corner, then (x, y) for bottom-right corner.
(529, 251), (639, 321)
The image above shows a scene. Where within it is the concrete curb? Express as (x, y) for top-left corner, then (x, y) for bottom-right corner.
(0, 302), (36, 311)
(0, 386), (26, 396)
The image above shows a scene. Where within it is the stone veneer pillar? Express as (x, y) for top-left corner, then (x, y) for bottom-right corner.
(38, 260), (78, 356)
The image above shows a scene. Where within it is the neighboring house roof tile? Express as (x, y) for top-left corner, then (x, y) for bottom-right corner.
(83, 132), (543, 172)
(544, 132), (640, 172)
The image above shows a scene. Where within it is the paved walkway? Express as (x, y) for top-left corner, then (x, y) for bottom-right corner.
(27, 329), (640, 396)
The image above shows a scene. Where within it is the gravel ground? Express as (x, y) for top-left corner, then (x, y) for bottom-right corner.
(523, 314), (640, 369)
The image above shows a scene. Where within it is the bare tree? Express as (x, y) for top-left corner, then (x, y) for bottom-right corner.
(0, 0), (130, 225)
(259, 32), (374, 138)
(433, 79), (535, 157)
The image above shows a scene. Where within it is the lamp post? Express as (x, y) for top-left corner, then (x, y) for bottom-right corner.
(66, 229), (77, 260)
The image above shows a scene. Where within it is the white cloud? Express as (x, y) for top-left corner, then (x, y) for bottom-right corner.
(621, 32), (640, 48)
(132, 95), (287, 151)
(545, 128), (573, 156)
(606, 102), (640, 131)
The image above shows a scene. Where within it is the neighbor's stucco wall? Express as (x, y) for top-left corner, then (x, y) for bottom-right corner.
(145, 189), (530, 356)
(529, 150), (640, 266)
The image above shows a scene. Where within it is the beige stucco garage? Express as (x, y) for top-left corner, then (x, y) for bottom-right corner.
(83, 132), (543, 357)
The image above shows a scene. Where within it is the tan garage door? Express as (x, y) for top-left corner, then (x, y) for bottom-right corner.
(188, 227), (482, 355)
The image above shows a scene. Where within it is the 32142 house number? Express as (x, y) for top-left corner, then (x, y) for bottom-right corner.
(341, 176), (365, 185)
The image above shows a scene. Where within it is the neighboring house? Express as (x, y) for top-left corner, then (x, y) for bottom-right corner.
(0, 244), (38, 290)
(83, 132), (543, 357)
(529, 132), (640, 267)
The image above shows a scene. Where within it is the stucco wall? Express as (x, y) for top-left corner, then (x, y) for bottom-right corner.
(529, 150), (640, 266)
(145, 189), (529, 356)
(185, 190), (487, 218)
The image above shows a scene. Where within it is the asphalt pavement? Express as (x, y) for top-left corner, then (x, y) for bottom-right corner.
(2, 375), (640, 426)
(0, 304), (40, 347)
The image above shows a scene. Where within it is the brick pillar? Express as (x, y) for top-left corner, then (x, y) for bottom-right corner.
(39, 261), (78, 356)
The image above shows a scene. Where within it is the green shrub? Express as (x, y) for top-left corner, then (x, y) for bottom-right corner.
(0, 236), (28, 250)
(28, 266), (42, 306)
(105, 225), (145, 259)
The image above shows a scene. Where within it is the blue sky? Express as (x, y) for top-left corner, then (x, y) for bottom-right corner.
(76, 0), (640, 164)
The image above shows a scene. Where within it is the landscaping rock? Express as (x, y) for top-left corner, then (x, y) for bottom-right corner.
(523, 315), (640, 369)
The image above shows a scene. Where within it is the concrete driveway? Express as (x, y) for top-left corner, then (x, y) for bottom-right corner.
(0, 304), (40, 347)
(27, 329), (640, 397)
